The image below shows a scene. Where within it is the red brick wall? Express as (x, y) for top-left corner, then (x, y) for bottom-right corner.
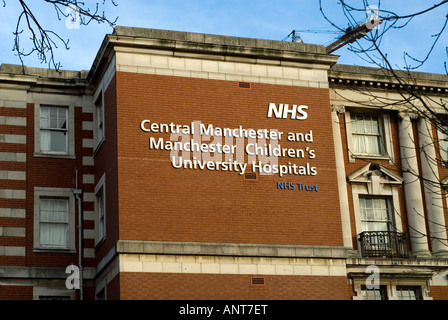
(93, 75), (120, 262)
(114, 72), (343, 247)
(429, 286), (448, 300)
(120, 272), (353, 300)
(0, 285), (33, 300)
(23, 103), (85, 268)
(1, 92), (96, 298)
(106, 274), (120, 300)
(0, 105), (27, 267)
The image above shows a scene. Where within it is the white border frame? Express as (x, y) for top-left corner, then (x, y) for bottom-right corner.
(352, 278), (432, 300)
(352, 183), (403, 242)
(345, 109), (394, 164)
(33, 96), (76, 159)
(93, 90), (106, 155)
(94, 173), (107, 247)
(33, 187), (76, 253)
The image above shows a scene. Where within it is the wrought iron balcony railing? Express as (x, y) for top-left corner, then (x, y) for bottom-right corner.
(359, 231), (409, 258)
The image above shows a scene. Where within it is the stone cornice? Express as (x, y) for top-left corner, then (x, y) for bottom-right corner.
(329, 76), (448, 95)
(116, 240), (350, 259)
(329, 64), (448, 95)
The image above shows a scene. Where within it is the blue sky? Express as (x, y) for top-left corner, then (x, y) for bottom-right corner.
(0, 0), (446, 74)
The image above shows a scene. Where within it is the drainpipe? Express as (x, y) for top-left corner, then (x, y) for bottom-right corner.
(73, 169), (84, 300)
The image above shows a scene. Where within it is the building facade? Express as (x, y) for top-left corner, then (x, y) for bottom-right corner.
(0, 27), (448, 300)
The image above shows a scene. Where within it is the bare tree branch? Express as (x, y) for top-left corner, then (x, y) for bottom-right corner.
(5, 0), (118, 71)
(323, 1), (448, 247)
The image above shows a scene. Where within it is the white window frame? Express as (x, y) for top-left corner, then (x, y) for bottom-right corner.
(94, 174), (106, 246)
(352, 278), (431, 300)
(352, 184), (402, 240)
(33, 187), (76, 253)
(93, 91), (105, 154)
(359, 196), (394, 233)
(39, 105), (69, 154)
(92, 54), (115, 155)
(345, 109), (394, 164)
(348, 164), (403, 248)
(39, 197), (69, 247)
(359, 284), (388, 300)
(437, 124), (448, 167)
(34, 97), (76, 159)
(395, 286), (423, 300)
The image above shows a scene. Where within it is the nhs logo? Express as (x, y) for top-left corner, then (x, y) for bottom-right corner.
(267, 103), (308, 120)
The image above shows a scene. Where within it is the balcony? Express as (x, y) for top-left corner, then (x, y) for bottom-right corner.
(359, 231), (409, 258)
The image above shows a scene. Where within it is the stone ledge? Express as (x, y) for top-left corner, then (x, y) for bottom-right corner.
(110, 28), (339, 68)
(346, 257), (448, 268)
(0, 266), (96, 279)
(113, 26), (328, 55)
(0, 64), (88, 79)
(116, 240), (349, 259)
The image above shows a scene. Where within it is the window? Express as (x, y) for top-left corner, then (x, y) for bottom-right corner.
(97, 187), (105, 241)
(345, 110), (394, 164)
(351, 114), (383, 156)
(95, 174), (106, 245)
(40, 106), (68, 154)
(33, 187), (76, 252)
(437, 124), (448, 165)
(353, 281), (429, 300)
(34, 99), (75, 159)
(396, 286), (422, 300)
(96, 95), (104, 142)
(94, 93), (105, 152)
(358, 196), (405, 257)
(359, 197), (392, 232)
(360, 285), (387, 300)
(349, 164), (406, 258)
(39, 198), (69, 247)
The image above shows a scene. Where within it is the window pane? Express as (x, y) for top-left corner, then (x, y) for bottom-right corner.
(440, 127), (448, 160)
(41, 107), (67, 129)
(97, 189), (106, 240)
(352, 135), (365, 153)
(365, 198), (373, 209)
(52, 131), (67, 152)
(41, 130), (67, 153)
(361, 286), (386, 300)
(97, 102), (104, 142)
(40, 223), (67, 246)
(397, 287), (421, 300)
(364, 135), (380, 154)
(40, 106), (68, 153)
(352, 115), (363, 133)
(372, 222), (389, 232)
(351, 114), (382, 155)
(360, 197), (392, 232)
(40, 198), (68, 247)
(41, 107), (50, 128)
(40, 199), (68, 222)
(368, 116), (379, 134)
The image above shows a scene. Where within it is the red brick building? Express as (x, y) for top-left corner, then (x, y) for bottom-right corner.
(1, 27), (448, 300)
